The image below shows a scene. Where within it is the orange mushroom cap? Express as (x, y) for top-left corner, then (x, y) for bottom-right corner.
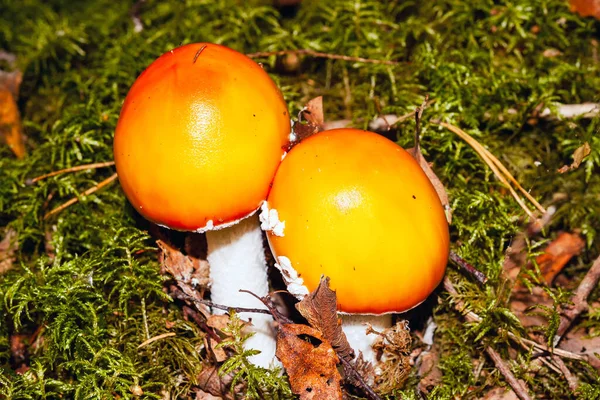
(114, 43), (290, 231)
(266, 128), (450, 314)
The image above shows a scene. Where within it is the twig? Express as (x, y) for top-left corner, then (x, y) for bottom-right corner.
(171, 287), (273, 316)
(138, 332), (176, 349)
(43, 173), (118, 219)
(444, 278), (533, 399)
(27, 161), (115, 184)
(554, 254), (600, 346)
(444, 277), (585, 362)
(449, 251), (488, 284)
(339, 356), (383, 400)
(553, 356), (579, 392)
(181, 304), (221, 343)
(486, 347), (533, 400)
(246, 49), (400, 65)
(322, 99), (436, 131)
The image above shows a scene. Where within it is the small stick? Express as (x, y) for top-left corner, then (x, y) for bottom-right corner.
(486, 347), (533, 400)
(339, 356), (383, 400)
(444, 278), (532, 399)
(449, 251), (488, 284)
(43, 173), (118, 219)
(246, 49), (400, 66)
(554, 254), (600, 346)
(172, 288), (273, 316)
(138, 332), (176, 349)
(553, 356), (579, 392)
(444, 277), (585, 362)
(27, 161), (115, 184)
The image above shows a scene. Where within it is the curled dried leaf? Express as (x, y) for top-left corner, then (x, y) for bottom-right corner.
(558, 142), (591, 173)
(276, 323), (342, 399)
(296, 276), (355, 361)
(158, 239), (210, 289)
(0, 88), (26, 158)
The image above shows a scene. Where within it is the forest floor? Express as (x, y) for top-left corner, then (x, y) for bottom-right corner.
(1, 0), (600, 399)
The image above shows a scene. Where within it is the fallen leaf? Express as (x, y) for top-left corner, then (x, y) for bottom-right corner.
(570, 0), (600, 18)
(296, 276), (354, 362)
(197, 363), (240, 399)
(205, 336), (228, 362)
(193, 389), (223, 400)
(158, 239), (210, 290)
(534, 232), (585, 285)
(288, 96), (324, 149)
(276, 323), (343, 399)
(416, 346), (442, 394)
(302, 96), (324, 126)
(0, 229), (18, 274)
(558, 142), (591, 173)
(407, 146), (452, 224)
(559, 327), (600, 370)
(206, 314), (231, 331)
(0, 88), (26, 158)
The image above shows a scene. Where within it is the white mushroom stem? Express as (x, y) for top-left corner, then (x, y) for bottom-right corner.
(205, 214), (277, 368)
(341, 314), (393, 365)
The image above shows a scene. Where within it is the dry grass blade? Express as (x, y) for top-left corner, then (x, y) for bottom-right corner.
(44, 173), (118, 219)
(246, 49), (400, 65)
(28, 161), (115, 184)
(437, 122), (546, 217)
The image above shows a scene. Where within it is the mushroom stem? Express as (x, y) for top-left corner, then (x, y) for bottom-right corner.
(205, 214), (277, 368)
(341, 314), (393, 365)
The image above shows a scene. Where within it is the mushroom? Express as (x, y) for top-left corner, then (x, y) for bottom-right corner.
(113, 43), (290, 367)
(262, 128), (449, 364)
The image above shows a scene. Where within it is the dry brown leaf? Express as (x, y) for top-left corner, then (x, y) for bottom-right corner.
(205, 337), (228, 362)
(0, 88), (26, 158)
(206, 314), (231, 331)
(0, 229), (18, 274)
(560, 328), (600, 370)
(296, 276), (354, 361)
(157, 239), (210, 289)
(417, 346), (442, 394)
(558, 142), (591, 173)
(570, 0), (600, 18)
(407, 146), (452, 224)
(289, 96), (324, 149)
(197, 363), (240, 399)
(276, 323), (343, 399)
(534, 232), (585, 285)
(302, 96), (324, 126)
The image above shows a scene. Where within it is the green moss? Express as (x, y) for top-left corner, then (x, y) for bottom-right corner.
(1, 0), (599, 398)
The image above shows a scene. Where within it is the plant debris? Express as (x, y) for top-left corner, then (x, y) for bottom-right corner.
(295, 276), (354, 362)
(276, 323), (343, 399)
(534, 232), (585, 285)
(557, 142), (591, 173)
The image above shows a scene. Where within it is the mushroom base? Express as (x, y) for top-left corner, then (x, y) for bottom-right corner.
(206, 214), (278, 368)
(341, 313), (393, 365)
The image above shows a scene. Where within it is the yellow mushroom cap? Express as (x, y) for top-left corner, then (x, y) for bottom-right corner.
(114, 43), (290, 231)
(266, 128), (450, 314)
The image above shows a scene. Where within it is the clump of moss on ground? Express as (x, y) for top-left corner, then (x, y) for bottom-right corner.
(1, 0), (599, 398)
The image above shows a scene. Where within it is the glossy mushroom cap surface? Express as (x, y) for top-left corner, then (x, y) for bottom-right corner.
(114, 43), (290, 231)
(266, 128), (450, 314)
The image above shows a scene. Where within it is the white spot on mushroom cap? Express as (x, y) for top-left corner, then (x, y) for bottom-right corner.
(274, 256), (309, 298)
(259, 202), (285, 237)
(333, 188), (363, 214)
